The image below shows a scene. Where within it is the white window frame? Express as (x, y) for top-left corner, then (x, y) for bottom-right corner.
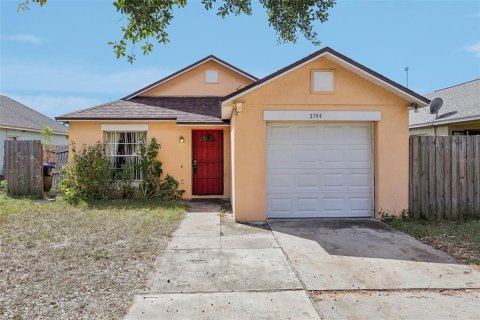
(312, 70), (334, 92)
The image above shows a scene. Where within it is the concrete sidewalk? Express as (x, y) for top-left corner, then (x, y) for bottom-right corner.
(125, 202), (318, 319)
(125, 204), (480, 319)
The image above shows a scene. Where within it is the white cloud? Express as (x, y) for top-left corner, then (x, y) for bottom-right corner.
(3, 93), (102, 119)
(0, 61), (171, 96)
(1, 34), (44, 45)
(465, 41), (480, 58)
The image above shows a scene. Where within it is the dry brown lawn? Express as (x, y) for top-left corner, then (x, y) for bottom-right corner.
(0, 196), (184, 319)
(384, 217), (480, 265)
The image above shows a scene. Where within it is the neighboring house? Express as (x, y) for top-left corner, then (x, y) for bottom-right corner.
(56, 47), (429, 222)
(0, 95), (68, 178)
(409, 79), (480, 135)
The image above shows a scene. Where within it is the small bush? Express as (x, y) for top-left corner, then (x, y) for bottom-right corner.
(139, 137), (163, 198)
(115, 163), (135, 199)
(0, 180), (7, 195)
(158, 174), (185, 202)
(138, 138), (184, 201)
(60, 139), (184, 204)
(60, 143), (114, 204)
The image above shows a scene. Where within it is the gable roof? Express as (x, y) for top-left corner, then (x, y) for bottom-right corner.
(221, 47), (430, 106)
(56, 97), (227, 124)
(123, 55), (258, 100)
(0, 95), (68, 134)
(409, 78), (480, 128)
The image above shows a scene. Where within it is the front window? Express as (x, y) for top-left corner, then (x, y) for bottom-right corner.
(105, 131), (146, 180)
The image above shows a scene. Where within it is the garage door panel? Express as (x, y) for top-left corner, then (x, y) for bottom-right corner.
(296, 174), (318, 188)
(267, 122), (373, 218)
(322, 172), (346, 191)
(270, 198), (293, 212)
(297, 198), (319, 212)
(348, 148), (372, 168)
(350, 197), (372, 210)
(347, 125), (371, 141)
(268, 124), (291, 138)
(268, 172), (296, 194)
(295, 125), (319, 142)
(349, 173), (372, 190)
(323, 148), (345, 165)
(322, 125), (345, 143)
(294, 148), (318, 167)
(268, 146), (293, 167)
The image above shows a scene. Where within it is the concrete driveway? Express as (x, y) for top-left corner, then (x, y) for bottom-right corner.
(269, 218), (480, 319)
(125, 204), (480, 319)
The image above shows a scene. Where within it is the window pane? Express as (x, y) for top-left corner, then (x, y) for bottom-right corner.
(313, 71), (333, 92)
(205, 70), (218, 83)
(104, 131), (146, 180)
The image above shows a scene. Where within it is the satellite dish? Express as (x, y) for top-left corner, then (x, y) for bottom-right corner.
(429, 97), (443, 115)
(437, 111), (457, 119)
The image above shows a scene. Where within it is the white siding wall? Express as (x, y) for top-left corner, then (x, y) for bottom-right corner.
(0, 128), (67, 177)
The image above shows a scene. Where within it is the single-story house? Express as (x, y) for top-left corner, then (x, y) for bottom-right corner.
(410, 79), (480, 135)
(56, 47), (430, 222)
(1, 95), (68, 178)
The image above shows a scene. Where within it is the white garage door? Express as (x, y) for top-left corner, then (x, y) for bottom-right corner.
(267, 122), (373, 218)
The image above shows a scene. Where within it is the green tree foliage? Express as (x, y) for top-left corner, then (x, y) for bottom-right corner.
(18, 0), (335, 63)
(41, 125), (53, 145)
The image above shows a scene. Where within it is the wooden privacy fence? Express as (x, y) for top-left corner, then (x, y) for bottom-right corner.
(4, 140), (43, 196)
(409, 135), (480, 219)
(52, 145), (69, 190)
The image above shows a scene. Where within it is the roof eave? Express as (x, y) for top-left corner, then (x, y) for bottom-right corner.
(55, 117), (177, 122)
(0, 124), (67, 135)
(409, 114), (480, 128)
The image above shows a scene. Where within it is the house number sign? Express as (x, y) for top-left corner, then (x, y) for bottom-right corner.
(309, 113), (322, 119)
(263, 111), (382, 121)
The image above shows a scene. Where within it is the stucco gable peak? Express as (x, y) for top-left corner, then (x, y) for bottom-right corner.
(123, 55), (258, 100)
(221, 47), (430, 107)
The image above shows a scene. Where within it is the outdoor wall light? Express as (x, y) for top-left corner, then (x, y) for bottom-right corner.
(234, 101), (244, 114)
(179, 136), (184, 143)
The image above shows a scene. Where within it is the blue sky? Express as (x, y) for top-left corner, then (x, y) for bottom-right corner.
(1, 0), (479, 118)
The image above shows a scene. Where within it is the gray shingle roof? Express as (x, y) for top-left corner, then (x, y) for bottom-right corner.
(0, 95), (68, 134)
(56, 97), (226, 124)
(409, 79), (480, 127)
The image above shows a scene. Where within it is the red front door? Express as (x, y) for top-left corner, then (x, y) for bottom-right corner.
(192, 130), (224, 195)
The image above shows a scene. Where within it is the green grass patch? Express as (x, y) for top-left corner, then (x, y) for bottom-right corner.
(384, 217), (480, 265)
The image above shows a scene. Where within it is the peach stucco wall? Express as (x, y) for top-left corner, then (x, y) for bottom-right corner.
(67, 121), (231, 199)
(139, 60), (254, 97)
(228, 57), (410, 222)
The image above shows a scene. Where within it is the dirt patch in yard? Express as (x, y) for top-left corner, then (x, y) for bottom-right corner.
(0, 196), (184, 319)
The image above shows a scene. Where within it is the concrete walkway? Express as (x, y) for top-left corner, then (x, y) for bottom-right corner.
(125, 204), (480, 319)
